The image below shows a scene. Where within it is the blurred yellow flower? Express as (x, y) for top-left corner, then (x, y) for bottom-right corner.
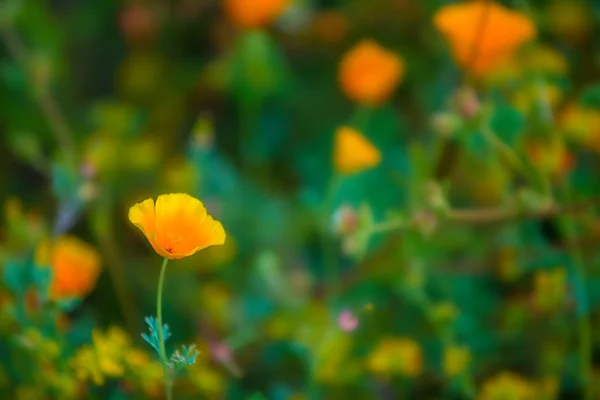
(189, 362), (225, 396)
(434, 1), (536, 75)
(223, 0), (289, 29)
(560, 105), (600, 153)
(367, 337), (423, 377)
(50, 235), (101, 301)
(444, 346), (471, 378)
(315, 332), (359, 383)
(478, 372), (537, 400)
(125, 349), (163, 397)
(339, 40), (404, 105)
(129, 193), (226, 259)
(334, 126), (381, 175)
(525, 137), (574, 181)
(512, 82), (562, 115)
(522, 45), (568, 76)
(533, 268), (567, 313)
(71, 327), (133, 386)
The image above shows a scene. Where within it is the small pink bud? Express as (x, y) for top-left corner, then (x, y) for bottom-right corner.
(338, 309), (359, 332)
(332, 204), (358, 235)
(80, 161), (97, 180)
(454, 86), (480, 119)
(210, 342), (232, 363)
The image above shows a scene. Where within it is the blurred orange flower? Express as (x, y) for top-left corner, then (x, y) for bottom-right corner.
(334, 126), (381, 175)
(129, 193), (226, 259)
(223, 0), (289, 29)
(339, 40), (404, 105)
(50, 236), (101, 300)
(434, 1), (536, 75)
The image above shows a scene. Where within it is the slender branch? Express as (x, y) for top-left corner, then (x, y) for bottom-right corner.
(0, 25), (77, 167)
(446, 196), (600, 224)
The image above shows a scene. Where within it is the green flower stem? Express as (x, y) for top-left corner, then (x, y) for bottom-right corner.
(322, 175), (342, 303)
(157, 257), (173, 400)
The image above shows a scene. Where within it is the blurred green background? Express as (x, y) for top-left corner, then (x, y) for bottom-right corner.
(2, 0), (600, 399)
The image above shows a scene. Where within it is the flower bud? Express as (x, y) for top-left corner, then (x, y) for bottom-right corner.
(331, 204), (358, 236)
(430, 112), (462, 138)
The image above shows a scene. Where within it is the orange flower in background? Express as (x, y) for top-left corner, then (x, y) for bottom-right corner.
(334, 126), (381, 175)
(339, 40), (404, 105)
(224, 0), (289, 29)
(50, 235), (101, 300)
(129, 193), (226, 259)
(434, 1), (536, 75)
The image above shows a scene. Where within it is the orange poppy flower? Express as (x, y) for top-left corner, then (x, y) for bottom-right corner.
(50, 235), (101, 300)
(334, 126), (381, 175)
(339, 40), (405, 106)
(223, 0), (289, 29)
(129, 193), (226, 259)
(434, 1), (536, 75)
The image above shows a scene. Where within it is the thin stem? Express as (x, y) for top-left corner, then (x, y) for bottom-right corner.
(369, 219), (406, 235)
(156, 257), (173, 400)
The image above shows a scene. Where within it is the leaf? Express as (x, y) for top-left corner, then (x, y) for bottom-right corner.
(579, 83), (600, 109)
(141, 316), (171, 357)
(490, 103), (525, 146)
(170, 344), (200, 370)
(2, 258), (28, 294)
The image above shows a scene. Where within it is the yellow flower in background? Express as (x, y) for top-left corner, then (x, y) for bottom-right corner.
(92, 327), (130, 378)
(478, 372), (537, 400)
(512, 82), (563, 115)
(334, 126), (381, 175)
(50, 235), (101, 301)
(189, 361), (225, 396)
(522, 45), (568, 76)
(223, 0), (289, 29)
(525, 137), (574, 181)
(434, 1), (536, 75)
(71, 327), (133, 386)
(444, 346), (471, 378)
(560, 105), (600, 153)
(315, 332), (358, 383)
(339, 40), (404, 105)
(125, 349), (163, 397)
(533, 268), (567, 313)
(129, 193), (226, 259)
(367, 337), (423, 377)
